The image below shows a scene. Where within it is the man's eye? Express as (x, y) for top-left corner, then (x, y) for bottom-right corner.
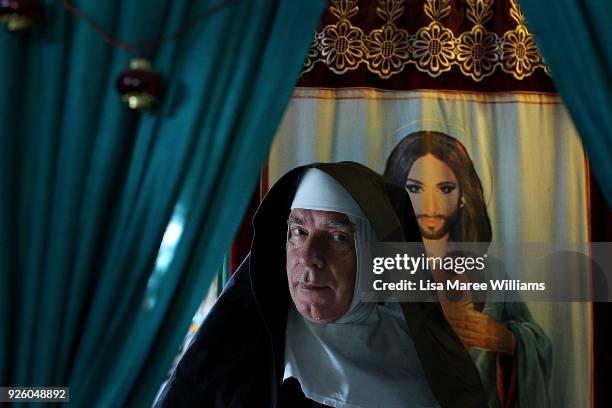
(332, 233), (348, 242)
(291, 227), (306, 237)
(405, 184), (422, 194)
(439, 183), (456, 194)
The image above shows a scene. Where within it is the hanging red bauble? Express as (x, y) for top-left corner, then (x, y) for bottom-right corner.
(116, 58), (164, 110)
(0, 0), (44, 32)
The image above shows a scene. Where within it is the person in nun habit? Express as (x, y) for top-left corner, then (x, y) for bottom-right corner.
(154, 162), (487, 408)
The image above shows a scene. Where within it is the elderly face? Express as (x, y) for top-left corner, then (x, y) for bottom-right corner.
(406, 153), (461, 240)
(286, 208), (356, 324)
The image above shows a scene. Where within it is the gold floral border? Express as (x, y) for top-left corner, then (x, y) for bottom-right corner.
(302, 0), (550, 81)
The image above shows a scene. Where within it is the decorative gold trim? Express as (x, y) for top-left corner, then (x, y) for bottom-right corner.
(500, 0), (544, 79)
(302, 0), (550, 81)
(301, 33), (320, 75)
(364, 1), (411, 79)
(320, 19), (365, 74)
(291, 87), (564, 105)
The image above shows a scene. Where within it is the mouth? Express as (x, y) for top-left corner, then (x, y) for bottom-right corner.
(298, 282), (328, 291)
(420, 216), (444, 228)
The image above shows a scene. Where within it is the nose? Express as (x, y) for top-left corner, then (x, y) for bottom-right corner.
(302, 233), (326, 270)
(423, 189), (438, 215)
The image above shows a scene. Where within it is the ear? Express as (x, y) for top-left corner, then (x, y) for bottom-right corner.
(459, 196), (466, 208)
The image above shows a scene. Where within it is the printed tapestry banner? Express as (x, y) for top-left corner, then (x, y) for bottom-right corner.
(270, 87), (589, 408)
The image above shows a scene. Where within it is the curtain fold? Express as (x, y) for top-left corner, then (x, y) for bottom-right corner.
(217, 252), (231, 295)
(0, 0), (325, 406)
(520, 0), (612, 206)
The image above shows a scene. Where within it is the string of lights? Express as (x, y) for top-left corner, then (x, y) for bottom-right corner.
(0, 0), (235, 110)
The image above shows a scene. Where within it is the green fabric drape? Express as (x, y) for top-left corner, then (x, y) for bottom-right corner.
(0, 0), (324, 406)
(520, 0), (612, 206)
(216, 252), (231, 296)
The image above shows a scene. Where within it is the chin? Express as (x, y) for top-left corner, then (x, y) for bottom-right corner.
(296, 302), (339, 324)
(419, 227), (448, 241)
(303, 313), (337, 324)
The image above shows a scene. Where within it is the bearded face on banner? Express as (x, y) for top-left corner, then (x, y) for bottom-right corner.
(384, 131), (492, 244)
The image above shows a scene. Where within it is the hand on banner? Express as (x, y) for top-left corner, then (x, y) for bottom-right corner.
(444, 303), (516, 355)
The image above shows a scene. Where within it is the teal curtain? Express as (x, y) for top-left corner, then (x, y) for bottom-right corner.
(216, 252), (231, 296)
(0, 0), (324, 406)
(520, 0), (612, 206)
